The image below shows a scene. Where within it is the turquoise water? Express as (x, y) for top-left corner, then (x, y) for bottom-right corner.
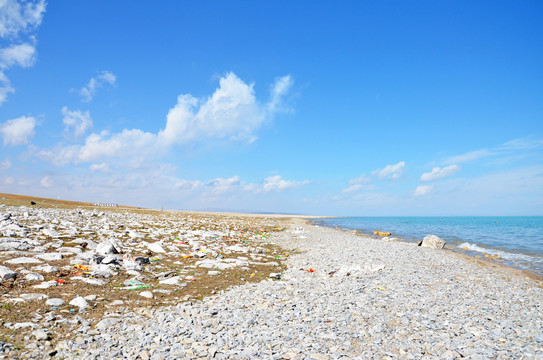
(313, 217), (543, 276)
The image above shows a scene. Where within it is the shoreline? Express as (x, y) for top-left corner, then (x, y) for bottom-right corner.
(310, 217), (543, 279)
(309, 219), (543, 284)
(1, 203), (542, 358)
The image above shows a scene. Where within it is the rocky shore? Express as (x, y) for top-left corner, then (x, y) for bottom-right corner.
(1, 202), (542, 359)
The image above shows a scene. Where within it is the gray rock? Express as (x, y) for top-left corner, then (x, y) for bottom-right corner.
(36, 253), (63, 261)
(25, 272), (44, 281)
(32, 264), (59, 273)
(147, 242), (166, 253)
(69, 296), (90, 309)
(32, 330), (50, 341)
(139, 291), (154, 299)
(5, 257), (42, 264)
(45, 298), (65, 306)
(420, 234), (446, 249)
(0, 265), (17, 280)
(20, 293), (48, 301)
(95, 317), (120, 330)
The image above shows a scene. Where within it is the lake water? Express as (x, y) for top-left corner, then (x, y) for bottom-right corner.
(312, 216), (543, 276)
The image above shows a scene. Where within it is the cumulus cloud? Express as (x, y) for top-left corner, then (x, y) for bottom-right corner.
(79, 70), (117, 102)
(37, 128), (161, 166)
(0, 0), (46, 105)
(40, 72), (292, 166)
(159, 72), (291, 145)
(0, 115), (36, 146)
(420, 164), (460, 182)
(372, 161), (406, 180)
(0, 42), (36, 68)
(62, 106), (93, 138)
(414, 185), (432, 196)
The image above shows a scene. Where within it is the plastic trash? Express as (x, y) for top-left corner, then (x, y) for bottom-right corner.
(135, 257), (150, 265)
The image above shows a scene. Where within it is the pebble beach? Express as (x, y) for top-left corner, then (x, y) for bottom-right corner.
(1, 201), (542, 359)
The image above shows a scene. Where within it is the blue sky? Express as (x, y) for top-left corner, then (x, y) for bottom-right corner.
(0, 1), (542, 215)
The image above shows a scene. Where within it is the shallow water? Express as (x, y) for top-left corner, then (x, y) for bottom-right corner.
(313, 216), (543, 276)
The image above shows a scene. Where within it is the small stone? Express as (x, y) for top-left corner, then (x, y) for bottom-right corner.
(147, 242), (166, 253)
(33, 280), (57, 289)
(20, 293), (48, 301)
(33, 330), (50, 341)
(6, 257), (42, 264)
(36, 253), (63, 261)
(46, 298), (65, 306)
(0, 265), (17, 281)
(25, 272), (44, 281)
(139, 291), (153, 299)
(32, 264), (59, 273)
(95, 317), (120, 330)
(139, 350), (150, 360)
(69, 296), (90, 309)
(310, 354), (329, 360)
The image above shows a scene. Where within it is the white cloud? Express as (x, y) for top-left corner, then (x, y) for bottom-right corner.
(62, 106), (93, 138)
(372, 161), (406, 180)
(0, 159), (11, 170)
(0, 0), (46, 38)
(342, 174), (371, 193)
(414, 185), (432, 196)
(174, 179), (203, 190)
(89, 163), (110, 172)
(174, 174), (307, 196)
(267, 75), (293, 113)
(40, 72), (292, 166)
(0, 71), (14, 104)
(501, 137), (543, 150)
(205, 176), (242, 194)
(0, 42), (36, 68)
(0, 0), (46, 105)
(159, 72), (292, 145)
(4, 176), (14, 185)
(40, 176), (51, 188)
(420, 164), (460, 182)
(261, 175), (308, 193)
(445, 149), (494, 164)
(79, 70), (117, 102)
(0, 115), (36, 146)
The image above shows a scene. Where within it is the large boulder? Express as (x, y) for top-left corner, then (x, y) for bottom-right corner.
(420, 234), (446, 249)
